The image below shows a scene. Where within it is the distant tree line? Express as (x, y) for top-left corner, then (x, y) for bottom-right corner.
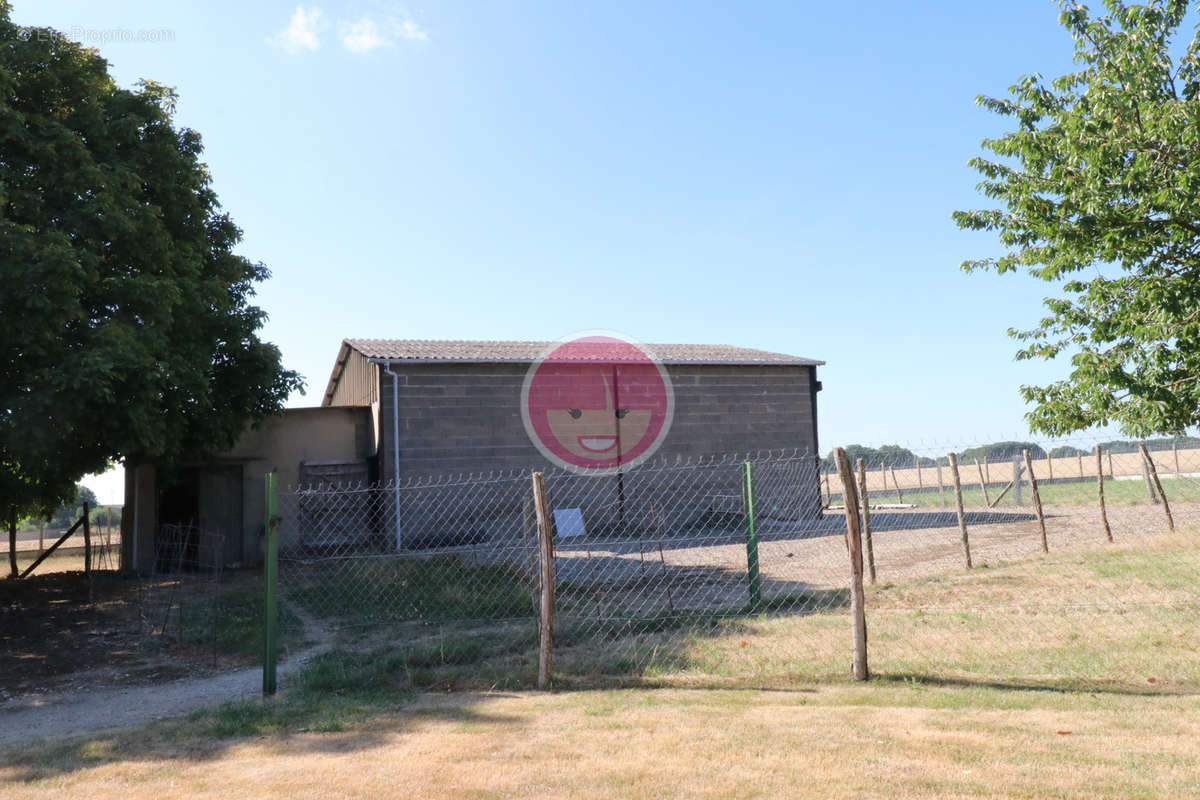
(823, 436), (1200, 471)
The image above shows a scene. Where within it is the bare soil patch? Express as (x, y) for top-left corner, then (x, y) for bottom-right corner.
(0, 570), (259, 705)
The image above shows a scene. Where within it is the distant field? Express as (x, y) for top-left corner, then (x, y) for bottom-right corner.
(843, 447), (1200, 496)
(856, 475), (1200, 508)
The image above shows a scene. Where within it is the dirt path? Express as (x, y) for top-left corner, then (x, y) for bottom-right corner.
(0, 600), (335, 748)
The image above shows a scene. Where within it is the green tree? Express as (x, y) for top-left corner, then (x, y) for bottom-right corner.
(823, 444), (934, 469)
(0, 6), (303, 519)
(50, 484), (97, 528)
(954, 0), (1200, 437)
(958, 441), (1047, 464)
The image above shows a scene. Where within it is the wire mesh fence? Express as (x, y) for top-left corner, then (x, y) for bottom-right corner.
(270, 436), (1199, 694)
(137, 524), (227, 661)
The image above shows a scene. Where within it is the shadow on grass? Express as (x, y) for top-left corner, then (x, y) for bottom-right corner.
(0, 690), (522, 785)
(870, 672), (1200, 697)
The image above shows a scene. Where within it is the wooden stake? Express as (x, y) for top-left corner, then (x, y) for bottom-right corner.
(1107, 450), (1114, 478)
(1139, 443), (1174, 532)
(83, 503), (92, 602)
(823, 469), (831, 507)
(532, 472), (555, 690)
(1046, 452), (1053, 481)
(1096, 445), (1112, 543)
(1023, 450), (1048, 553)
(833, 448), (869, 681)
(890, 467), (903, 503)
(936, 462), (945, 506)
(857, 458), (876, 585)
(1140, 447), (1161, 504)
(1078, 452), (1084, 478)
(1174, 441), (1181, 475)
(974, 458), (991, 506)
(1012, 455), (1023, 506)
(83, 503), (91, 575)
(988, 464), (1027, 508)
(523, 498), (539, 617)
(7, 506), (15, 579)
(949, 453), (972, 569)
(915, 456), (923, 490)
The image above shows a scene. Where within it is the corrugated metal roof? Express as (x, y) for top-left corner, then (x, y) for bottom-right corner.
(343, 338), (824, 366)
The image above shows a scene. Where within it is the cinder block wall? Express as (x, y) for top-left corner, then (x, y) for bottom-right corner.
(378, 363), (818, 481)
(376, 362), (821, 545)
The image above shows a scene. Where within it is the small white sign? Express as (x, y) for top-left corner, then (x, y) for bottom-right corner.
(553, 508), (586, 538)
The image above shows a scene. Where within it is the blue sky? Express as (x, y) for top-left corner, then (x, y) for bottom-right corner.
(13, 1), (1097, 501)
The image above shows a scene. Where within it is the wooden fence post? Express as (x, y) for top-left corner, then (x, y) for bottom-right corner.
(857, 458), (876, 585)
(7, 506), (16, 579)
(1023, 450), (1048, 553)
(1078, 452), (1084, 478)
(1012, 455), (1023, 506)
(915, 456), (923, 490)
(1139, 443), (1174, 532)
(83, 503), (92, 602)
(890, 467), (903, 503)
(936, 462), (946, 506)
(974, 458), (991, 506)
(1107, 450), (1114, 478)
(532, 471), (555, 690)
(834, 448), (869, 681)
(1174, 441), (1181, 475)
(1046, 452), (1053, 481)
(1096, 445), (1113, 543)
(949, 453), (972, 569)
(1140, 445), (1161, 504)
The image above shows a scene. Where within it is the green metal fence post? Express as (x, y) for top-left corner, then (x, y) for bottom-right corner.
(742, 461), (762, 609)
(263, 472), (279, 696)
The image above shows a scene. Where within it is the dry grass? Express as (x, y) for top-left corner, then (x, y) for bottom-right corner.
(2, 686), (1198, 799)
(2, 532), (1197, 798)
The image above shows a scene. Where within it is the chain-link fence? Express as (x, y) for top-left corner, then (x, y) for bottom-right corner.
(269, 437), (1199, 694)
(137, 524), (227, 661)
(817, 436), (1200, 691)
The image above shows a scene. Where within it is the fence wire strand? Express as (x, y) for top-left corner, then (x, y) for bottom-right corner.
(274, 438), (1199, 692)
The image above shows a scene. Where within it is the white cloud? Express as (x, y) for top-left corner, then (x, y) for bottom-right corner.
(341, 17), (392, 54)
(268, 6), (323, 53)
(392, 17), (429, 42)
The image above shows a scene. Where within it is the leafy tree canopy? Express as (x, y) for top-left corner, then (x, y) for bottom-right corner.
(955, 0), (1200, 437)
(823, 444), (935, 469)
(0, 6), (303, 518)
(957, 441), (1048, 464)
(50, 484), (97, 528)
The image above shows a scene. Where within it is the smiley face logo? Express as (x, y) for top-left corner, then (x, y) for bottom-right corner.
(521, 334), (674, 474)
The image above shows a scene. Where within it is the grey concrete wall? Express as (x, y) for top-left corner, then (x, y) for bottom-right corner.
(375, 362), (820, 546)
(379, 363), (817, 480)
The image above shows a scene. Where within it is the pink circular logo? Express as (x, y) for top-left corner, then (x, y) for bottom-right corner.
(521, 334), (675, 474)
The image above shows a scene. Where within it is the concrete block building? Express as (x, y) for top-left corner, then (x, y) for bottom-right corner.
(324, 339), (823, 480)
(323, 339), (824, 548)
(122, 338), (824, 568)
